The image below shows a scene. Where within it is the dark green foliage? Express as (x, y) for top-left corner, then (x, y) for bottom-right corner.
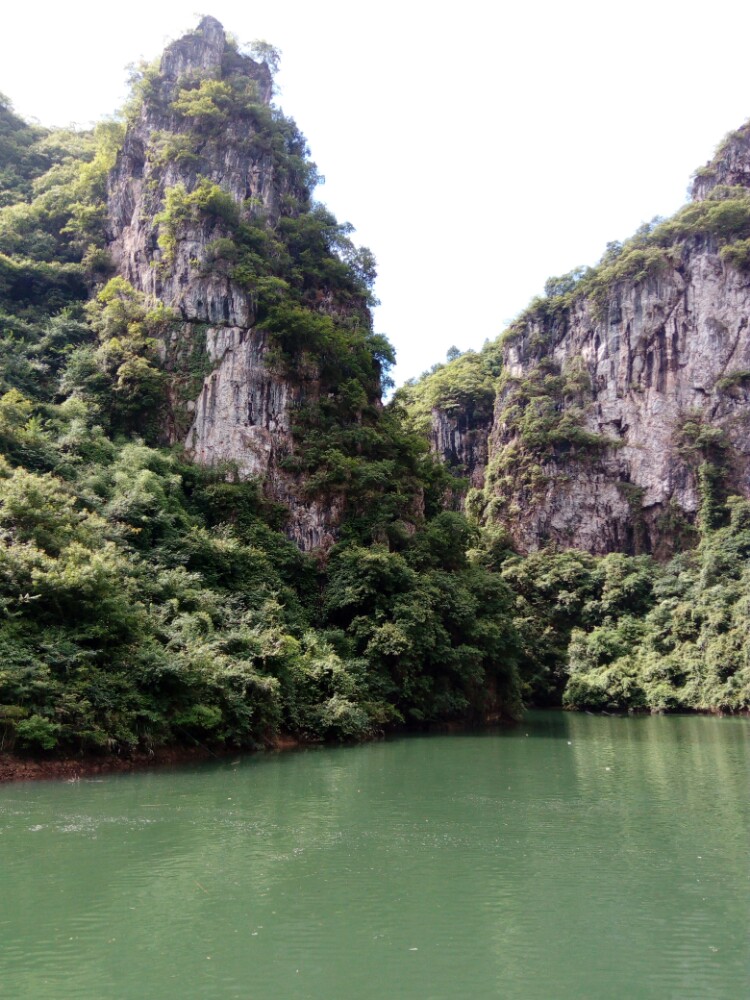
(0, 94), (49, 205)
(0, 395), (522, 751)
(56, 278), (173, 441)
(563, 498), (750, 711)
(0, 427), (372, 751)
(4, 24), (750, 762)
(396, 340), (503, 437)
(0, 121), (123, 271)
(501, 549), (599, 703)
(0, 53), (525, 756)
(322, 536), (521, 724)
(676, 415), (733, 532)
(0, 254), (86, 315)
(499, 492), (750, 713)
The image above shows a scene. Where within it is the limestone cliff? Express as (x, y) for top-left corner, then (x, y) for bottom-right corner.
(106, 17), (362, 550)
(429, 407), (490, 491)
(108, 17), (276, 325)
(691, 121), (750, 201)
(493, 257), (750, 555)
(432, 124), (750, 555)
(396, 345), (501, 504)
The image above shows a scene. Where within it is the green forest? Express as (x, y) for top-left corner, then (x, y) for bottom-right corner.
(1, 29), (748, 760)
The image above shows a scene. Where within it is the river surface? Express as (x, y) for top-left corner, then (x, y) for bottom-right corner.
(1, 711), (749, 999)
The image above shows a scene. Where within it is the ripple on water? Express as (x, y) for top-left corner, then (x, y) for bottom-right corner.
(1, 713), (749, 1000)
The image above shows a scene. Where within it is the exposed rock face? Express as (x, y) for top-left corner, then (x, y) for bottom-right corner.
(494, 253), (750, 554)
(691, 122), (750, 201)
(181, 324), (339, 548)
(108, 18), (276, 326)
(186, 327), (295, 477)
(106, 18), (335, 550)
(429, 407), (490, 490)
(433, 126), (750, 556)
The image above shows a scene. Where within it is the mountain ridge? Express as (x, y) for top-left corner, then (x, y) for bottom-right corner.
(0, 18), (749, 763)
(403, 119), (750, 557)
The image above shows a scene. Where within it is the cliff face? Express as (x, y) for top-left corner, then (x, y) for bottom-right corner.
(691, 121), (750, 201)
(106, 17), (339, 550)
(429, 407), (490, 491)
(431, 127), (750, 556)
(108, 18), (276, 326)
(494, 256), (750, 554)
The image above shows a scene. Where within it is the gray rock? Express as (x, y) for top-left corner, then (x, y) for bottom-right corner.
(105, 18), (335, 550)
(430, 126), (750, 555)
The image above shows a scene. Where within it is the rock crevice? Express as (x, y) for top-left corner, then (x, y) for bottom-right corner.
(106, 18), (332, 550)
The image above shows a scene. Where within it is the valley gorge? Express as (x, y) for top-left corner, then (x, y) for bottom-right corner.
(1, 15), (749, 768)
(3, 15), (749, 1000)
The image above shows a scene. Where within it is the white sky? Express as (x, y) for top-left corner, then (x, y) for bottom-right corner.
(3, 0), (750, 385)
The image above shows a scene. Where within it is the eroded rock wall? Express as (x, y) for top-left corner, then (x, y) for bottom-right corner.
(106, 17), (334, 550)
(108, 18), (276, 326)
(427, 117), (750, 555)
(429, 407), (490, 490)
(483, 246), (750, 555)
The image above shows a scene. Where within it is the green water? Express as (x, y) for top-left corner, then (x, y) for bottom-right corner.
(1, 712), (749, 1000)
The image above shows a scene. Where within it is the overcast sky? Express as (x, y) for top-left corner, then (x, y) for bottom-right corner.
(3, 1), (750, 384)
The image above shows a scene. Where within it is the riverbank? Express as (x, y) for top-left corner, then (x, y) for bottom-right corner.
(0, 709), (528, 784)
(0, 746), (226, 783)
(0, 735), (306, 784)
(0, 717), (517, 784)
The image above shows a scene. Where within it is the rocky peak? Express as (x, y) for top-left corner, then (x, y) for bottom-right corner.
(691, 121), (750, 201)
(160, 16), (227, 82)
(104, 19), (366, 552)
(105, 20), (294, 520)
(107, 18), (280, 326)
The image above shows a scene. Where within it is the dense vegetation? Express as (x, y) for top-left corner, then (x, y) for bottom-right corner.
(396, 350), (750, 716)
(396, 340), (503, 438)
(1, 29), (749, 762)
(500, 511), (750, 711)
(394, 121), (750, 717)
(0, 45), (521, 756)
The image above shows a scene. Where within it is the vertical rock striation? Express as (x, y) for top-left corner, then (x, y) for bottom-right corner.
(492, 258), (750, 554)
(429, 407), (490, 491)
(106, 17), (339, 550)
(108, 17), (276, 325)
(429, 122), (750, 555)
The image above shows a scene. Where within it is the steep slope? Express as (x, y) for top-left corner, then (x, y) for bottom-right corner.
(396, 343), (501, 499)
(0, 20), (523, 757)
(107, 17), (390, 549)
(420, 124), (750, 556)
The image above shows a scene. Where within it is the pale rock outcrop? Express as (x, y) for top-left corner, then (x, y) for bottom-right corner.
(186, 327), (296, 478)
(691, 121), (750, 201)
(430, 122), (750, 555)
(491, 243), (750, 555)
(108, 17), (275, 326)
(106, 17), (333, 550)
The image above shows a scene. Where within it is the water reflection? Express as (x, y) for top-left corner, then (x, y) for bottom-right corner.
(1, 713), (748, 1000)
